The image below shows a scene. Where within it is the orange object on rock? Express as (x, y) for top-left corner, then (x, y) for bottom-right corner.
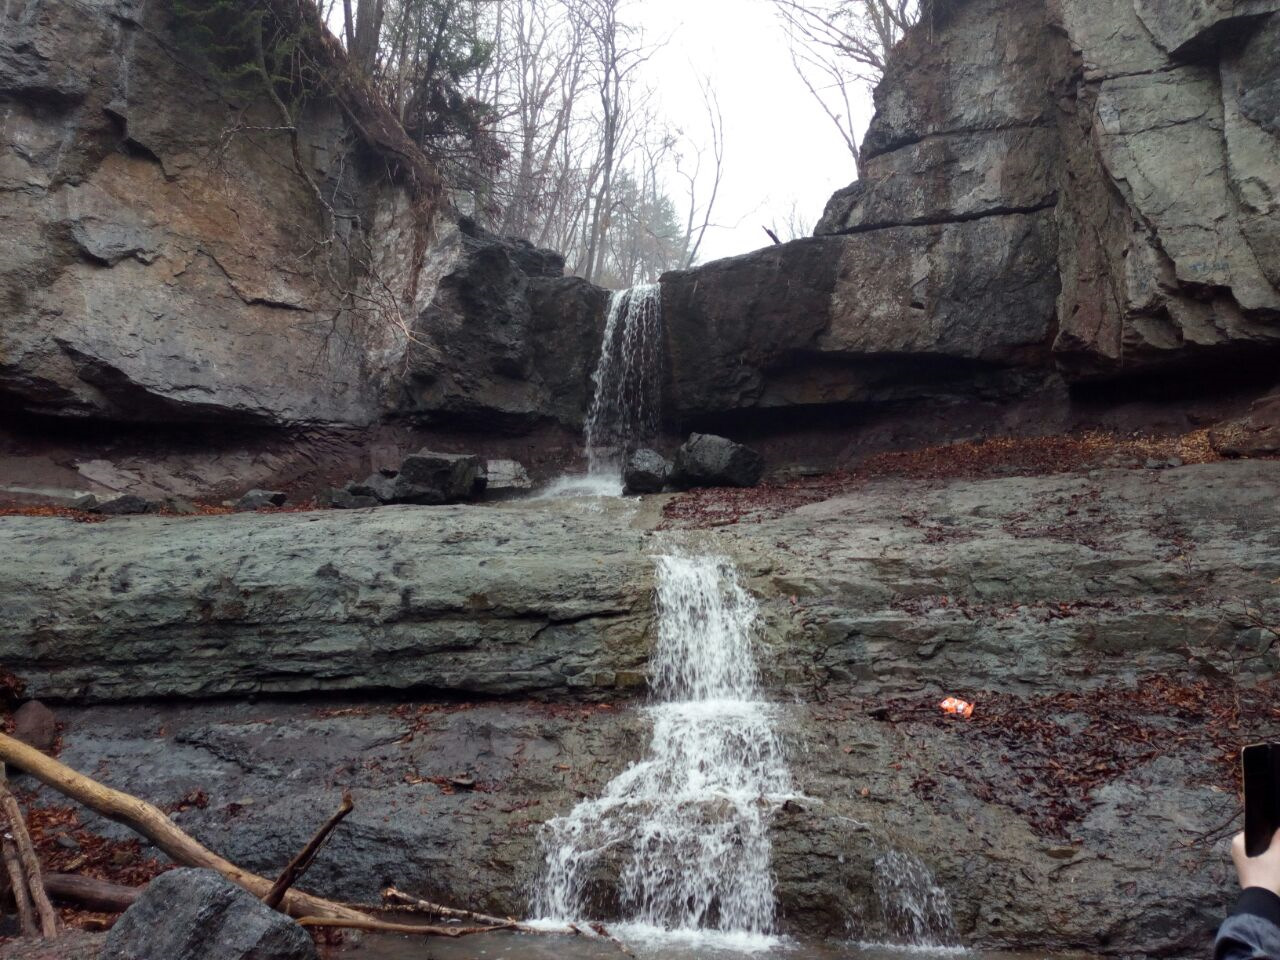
(939, 696), (974, 719)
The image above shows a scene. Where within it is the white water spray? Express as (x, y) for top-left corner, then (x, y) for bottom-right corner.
(563, 283), (664, 491)
(871, 850), (958, 948)
(533, 551), (791, 947)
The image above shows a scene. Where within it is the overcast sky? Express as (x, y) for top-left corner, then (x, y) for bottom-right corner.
(637, 0), (874, 262)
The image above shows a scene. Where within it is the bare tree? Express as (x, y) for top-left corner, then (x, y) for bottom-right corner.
(575, 0), (659, 283)
(766, 198), (813, 242)
(770, 0), (919, 170)
(676, 78), (725, 270)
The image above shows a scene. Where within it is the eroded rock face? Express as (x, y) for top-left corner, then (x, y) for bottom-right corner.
(0, 499), (655, 702)
(0, 1), (606, 441)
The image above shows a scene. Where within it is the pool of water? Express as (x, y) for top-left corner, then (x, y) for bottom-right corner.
(324, 930), (1095, 960)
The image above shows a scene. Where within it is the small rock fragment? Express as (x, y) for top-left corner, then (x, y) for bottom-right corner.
(235, 490), (287, 511)
(325, 488), (379, 510)
(348, 473), (396, 503)
(92, 494), (156, 515)
(13, 700), (57, 752)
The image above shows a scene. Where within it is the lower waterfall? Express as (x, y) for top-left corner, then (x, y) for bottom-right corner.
(532, 551), (792, 948)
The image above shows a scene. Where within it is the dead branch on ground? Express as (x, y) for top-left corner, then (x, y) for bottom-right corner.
(0, 763), (59, 937)
(0, 732), (629, 947)
(264, 791), (354, 909)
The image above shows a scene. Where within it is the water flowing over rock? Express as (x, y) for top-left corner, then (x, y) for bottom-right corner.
(534, 552), (791, 943)
(872, 850), (958, 948)
(584, 285), (664, 479)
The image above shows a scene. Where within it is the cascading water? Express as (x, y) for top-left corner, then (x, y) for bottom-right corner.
(533, 551), (792, 948)
(584, 283), (663, 478)
(542, 284), (662, 498)
(871, 850), (958, 948)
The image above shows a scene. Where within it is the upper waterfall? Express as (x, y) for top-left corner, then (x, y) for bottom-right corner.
(584, 284), (664, 480)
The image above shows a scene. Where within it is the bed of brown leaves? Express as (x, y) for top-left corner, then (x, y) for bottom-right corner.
(891, 675), (1278, 839)
(19, 795), (173, 930)
(661, 429), (1238, 528)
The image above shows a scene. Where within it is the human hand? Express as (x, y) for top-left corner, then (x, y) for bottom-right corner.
(1232, 830), (1280, 895)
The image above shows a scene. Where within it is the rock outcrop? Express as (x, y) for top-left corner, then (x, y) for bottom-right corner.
(661, 0), (1280, 431)
(0, 499), (654, 702)
(0, 0), (607, 485)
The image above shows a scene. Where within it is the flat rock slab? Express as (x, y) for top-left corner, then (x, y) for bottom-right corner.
(0, 498), (657, 702)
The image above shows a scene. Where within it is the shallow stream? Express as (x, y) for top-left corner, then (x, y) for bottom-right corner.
(327, 931), (1095, 960)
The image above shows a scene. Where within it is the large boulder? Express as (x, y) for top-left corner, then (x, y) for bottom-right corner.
(395, 219), (608, 432)
(622, 448), (669, 494)
(670, 434), (764, 489)
(389, 452), (483, 505)
(100, 868), (317, 960)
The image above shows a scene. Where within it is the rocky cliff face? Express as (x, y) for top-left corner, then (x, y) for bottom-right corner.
(0, 0), (605, 499)
(660, 0), (1280, 445)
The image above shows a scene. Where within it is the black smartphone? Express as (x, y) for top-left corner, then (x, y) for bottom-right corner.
(1243, 743), (1280, 857)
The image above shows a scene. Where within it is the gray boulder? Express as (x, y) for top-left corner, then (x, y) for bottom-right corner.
(69, 494), (99, 511)
(347, 472), (397, 503)
(623, 448), (669, 494)
(670, 434), (764, 489)
(389, 452), (483, 505)
(100, 868), (317, 960)
(235, 490), (287, 512)
(92, 495), (156, 516)
(325, 488), (378, 510)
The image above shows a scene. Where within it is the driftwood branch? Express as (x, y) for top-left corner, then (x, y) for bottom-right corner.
(380, 886), (634, 954)
(0, 764), (58, 937)
(264, 791), (354, 909)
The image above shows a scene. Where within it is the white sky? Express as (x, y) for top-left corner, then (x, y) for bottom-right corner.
(637, 0), (874, 262)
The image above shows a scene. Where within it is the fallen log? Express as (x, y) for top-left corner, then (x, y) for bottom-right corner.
(43, 872), (141, 913)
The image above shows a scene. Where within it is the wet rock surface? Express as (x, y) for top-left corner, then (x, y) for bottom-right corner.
(0, 497), (657, 702)
(6, 461), (1279, 956)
